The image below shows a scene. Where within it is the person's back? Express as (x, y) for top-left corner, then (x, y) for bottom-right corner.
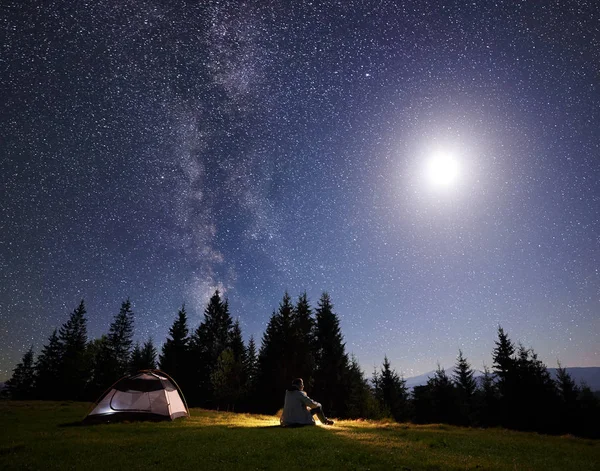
(280, 378), (334, 427)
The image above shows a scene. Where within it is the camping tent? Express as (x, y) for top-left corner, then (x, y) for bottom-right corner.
(84, 370), (189, 423)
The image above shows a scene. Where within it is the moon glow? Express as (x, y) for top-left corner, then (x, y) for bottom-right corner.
(426, 152), (460, 188)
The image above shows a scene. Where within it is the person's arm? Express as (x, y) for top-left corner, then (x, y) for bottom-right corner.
(299, 391), (320, 409)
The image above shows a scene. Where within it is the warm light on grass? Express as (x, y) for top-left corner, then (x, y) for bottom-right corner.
(1, 403), (598, 471)
(186, 409), (280, 428)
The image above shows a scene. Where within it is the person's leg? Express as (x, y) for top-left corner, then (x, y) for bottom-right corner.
(310, 406), (334, 425)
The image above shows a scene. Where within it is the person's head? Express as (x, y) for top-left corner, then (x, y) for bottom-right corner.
(292, 378), (304, 390)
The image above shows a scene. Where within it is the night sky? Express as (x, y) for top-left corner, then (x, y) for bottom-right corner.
(2, 1), (599, 382)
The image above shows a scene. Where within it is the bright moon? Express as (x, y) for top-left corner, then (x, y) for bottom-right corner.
(426, 152), (460, 187)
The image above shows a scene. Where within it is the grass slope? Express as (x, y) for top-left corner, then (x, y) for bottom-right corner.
(1, 401), (598, 470)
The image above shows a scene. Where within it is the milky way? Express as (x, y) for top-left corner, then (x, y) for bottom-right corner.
(1, 1), (599, 381)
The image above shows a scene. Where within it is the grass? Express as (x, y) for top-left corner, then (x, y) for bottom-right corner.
(0, 401), (598, 470)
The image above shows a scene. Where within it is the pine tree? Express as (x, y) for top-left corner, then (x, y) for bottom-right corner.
(130, 342), (143, 373)
(107, 299), (135, 377)
(555, 361), (579, 432)
(345, 355), (378, 419)
(245, 335), (258, 386)
(313, 292), (349, 417)
(59, 300), (88, 352)
(452, 350), (477, 424)
(86, 335), (113, 399)
(58, 300), (89, 399)
(477, 364), (498, 426)
(255, 293), (296, 413)
(229, 319), (246, 362)
(225, 319), (247, 410)
(453, 350), (477, 398)
(211, 348), (239, 411)
(492, 326), (516, 394)
(140, 338), (157, 370)
(6, 346), (36, 399)
(243, 335), (258, 409)
(194, 291), (232, 366)
(427, 364), (458, 424)
(189, 291), (234, 407)
(492, 326), (517, 426)
(373, 356), (409, 422)
(373, 356), (390, 415)
(290, 292), (315, 390)
(34, 329), (64, 399)
(128, 338), (157, 376)
(86, 300), (136, 394)
(576, 383), (600, 438)
(371, 367), (381, 401)
(514, 344), (557, 432)
(556, 362), (578, 404)
(159, 305), (190, 386)
(412, 384), (433, 424)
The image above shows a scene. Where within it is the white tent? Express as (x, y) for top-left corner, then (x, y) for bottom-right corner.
(84, 370), (189, 423)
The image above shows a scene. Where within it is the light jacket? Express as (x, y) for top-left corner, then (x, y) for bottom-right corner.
(280, 387), (320, 426)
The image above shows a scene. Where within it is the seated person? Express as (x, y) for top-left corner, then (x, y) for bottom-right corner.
(280, 378), (334, 427)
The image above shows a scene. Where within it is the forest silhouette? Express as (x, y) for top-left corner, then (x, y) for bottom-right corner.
(5, 291), (599, 438)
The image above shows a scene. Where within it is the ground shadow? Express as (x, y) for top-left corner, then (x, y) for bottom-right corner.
(59, 421), (85, 428)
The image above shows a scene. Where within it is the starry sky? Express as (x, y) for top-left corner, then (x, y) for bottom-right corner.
(1, 1), (599, 382)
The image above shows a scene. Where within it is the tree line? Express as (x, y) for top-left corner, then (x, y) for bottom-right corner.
(5, 292), (599, 438)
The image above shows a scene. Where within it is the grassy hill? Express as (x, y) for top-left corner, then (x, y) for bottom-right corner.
(1, 401), (598, 470)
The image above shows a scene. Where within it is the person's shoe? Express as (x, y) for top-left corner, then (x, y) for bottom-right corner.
(325, 419), (334, 425)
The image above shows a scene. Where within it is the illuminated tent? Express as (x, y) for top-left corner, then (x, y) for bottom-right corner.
(84, 370), (189, 423)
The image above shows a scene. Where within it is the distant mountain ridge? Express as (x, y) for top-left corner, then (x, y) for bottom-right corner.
(403, 367), (600, 391)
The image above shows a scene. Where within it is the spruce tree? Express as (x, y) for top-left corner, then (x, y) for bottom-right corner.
(453, 350), (477, 398)
(86, 300), (136, 393)
(159, 305), (190, 385)
(107, 299), (135, 377)
(290, 292), (315, 390)
(58, 300), (89, 399)
(452, 350), (477, 424)
(211, 348), (240, 411)
(371, 367), (381, 401)
(556, 362), (578, 404)
(229, 319), (246, 362)
(427, 364), (458, 424)
(345, 355), (378, 419)
(514, 344), (556, 432)
(555, 361), (579, 432)
(492, 326), (517, 427)
(225, 319), (247, 410)
(194, 291), (232, 366)
(189, 291), (234, 407)
(373, 356), (409, 422)
(576, 383), (600, 438)
(477, 364), (498, 426)
(130, 342), (144, 373)
(412, 384), (433, 424)
(255, 293), (295, 413)
(34, 329), (64, 399)
(140, 338), (157, 370)
(313, 292), (349, 417)
(6, 346), (36, 400)
(245, 335), (258, 383)
(86, 335), (114, 398)
(492, 326), (516, 394)
(59, 300), (88, 353)
(243, 335), (258, 409)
